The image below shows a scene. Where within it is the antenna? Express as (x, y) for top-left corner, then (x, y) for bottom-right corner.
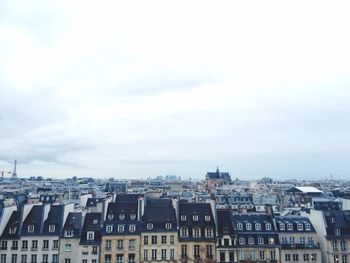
(11, 160), (18, 180)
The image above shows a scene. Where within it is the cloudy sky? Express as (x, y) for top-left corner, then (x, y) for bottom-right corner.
(1, 1), (350, 180)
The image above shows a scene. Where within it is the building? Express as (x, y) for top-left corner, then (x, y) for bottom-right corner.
(216, 209), (236, 263)
(204, 167), (231, 188)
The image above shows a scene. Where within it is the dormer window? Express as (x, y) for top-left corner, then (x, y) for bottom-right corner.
(205, 227), (213, 237)
(165, 223), (172, 230)
(265, 223), (271, 230)
(279, 223), (285, 231)
(237, 223), (243, 230)
(180, 215), (186, 221)
(255, 223), (261, 230)
(93, 220), (98, 224)
(129, 225), (136, 233)
(9, 227), (17, 234)
(193, 215), (198, 221)
(119, 214), (125, 220)
(28, 225), (35, 233)
(268, 237), (275, 244)
(130, 213), (136, 220)
(180, 227), (188, 237)
(335, 229), (341, 236)
(107, 214), (114, 220)
(239, 237), (245, 245)
(87, 231), (94, 240)
(297, 223), (303, 231)
(246, 223), (252, 230)
(205, 215), (211, 222)
(147, 223), (153, 230)
(287, 223), (293, 230)
(106, 225), (113, 233)
(305, 224), (311, 231)
(330, 217), (335, 223)
(65, 230), (73, 237)
(248, 237), (254, 244)
(118, 225), (124, 233)
(193, 227), (201, 237)
(49, 225), (55, 232)
(258, 237), (264, 244)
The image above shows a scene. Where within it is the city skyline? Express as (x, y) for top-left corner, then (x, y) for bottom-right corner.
(1, 1), (350, 179)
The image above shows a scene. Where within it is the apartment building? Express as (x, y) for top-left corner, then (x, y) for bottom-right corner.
(216, 209), (236, 263)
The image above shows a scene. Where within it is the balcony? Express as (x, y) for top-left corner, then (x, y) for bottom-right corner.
(11, 246), (18, 250)
(31, 247), (38, 251)
(281, 243), (320, 249)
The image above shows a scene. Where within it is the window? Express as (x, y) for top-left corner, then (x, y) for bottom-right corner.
(259, 251), (265, 261)
(206, 245), (213, 257)
(304, 254), (310, 261)
(165, 223), (172, 229)
(107, 214), (114, 220)
(255, 223), (261, 230)
(151, 235), (157, 245)
(128, 253), (135, 263)
(161, 249), (167, 260)
(82, 260), (87, 263)
(147, 223), (153, 230)
(342, 255), (348, 263)
(170, 235), (174, 245)
(246, 223), (252, 230)
(144, 236), (148, 245)
(205, 227), (213, 237)
(49, 225), (55, 232)
(289, 236), (295, 246)
(41, 255), (47, 263)
(43, 240), (49, 250)
(105, 240), (111, 250)
(287, 223), (293, 230)
(161, 235), (167, 244)
(248, 237), (254, 244)
(258, 237), (264, 245)
(152, 249), (157, 260)
(11, 254), (17, 263)
(180, 215), (186, 221)
(336, 228), (341, 236)
(82, 245), (88, 255)
(143, 250), (148, 261)
(28, 225), (35, 233)
(237, 223), (243, 230)
(297, 223), (303, 231)
(341, 241), (347, 251)
(87, 231), (94, 240)
(307, 237), (314, 246)
(119, 214), (125, 220)
(181, 245), (187, 256)
(31, 240), (38, 250)
(0, 241), (7, 250)
(333, 240), (338, 251)
(0, 255), (6, 263)
(265, 223), (271, 230)
(21, 255), (27, 263)
(65, 244), (71, 252)
(129, 240), (135, 250)
(117, 240), (123, 250)
(285, 254), (291, 261)
(271, 250), (276, 261)
(180, 227), (188, 237)
(116, 255), (123, 263)
(193, 227), (201, 237)
(311, 254), (317, 261)
(193, 215), (198, 221)
(93, 219), (98, 224)
(104, 255), (111, 263)
(22, 240), (28, 250)
(280, 223), (285, 230)
(300, 236), (305, 245)
(118, 225), (124, 233)
(106, 225), (113, 233)
(170, 249), (175, 260)
(293, 254), (299, 261)
(65, 230), (73, 237)
(205, 215), (211, 221)
(305, 223), (311, 231)
(9, 227), (17, 234)
(239, 237), (245, 245)
(92, 246), (98, 254)
(129, 225), (136, 232)
(130, 213), (136, 220)
(11, 240), (18, 250)
(268, 237), (275, 244)
(194, 245), (200, 257)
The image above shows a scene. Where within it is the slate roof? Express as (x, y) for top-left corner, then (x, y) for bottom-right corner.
(42, 205), (64, 235)
(62, 212), (83, 238)
(21, 205), (44, 236)
(141, 204), (177, 232)
(115, 194), (141, 204)
(324, 210), (350, 238)
(1, 210), (20, 240)
(81, 212), (102, 245)
(275, 216), (316, 233)
(86, 198), (105, 208)
(217, 209), (235, 237)
(206, 167), (231, 181)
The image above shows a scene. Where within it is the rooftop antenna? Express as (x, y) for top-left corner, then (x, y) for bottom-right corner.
(11, 160), (18, 180)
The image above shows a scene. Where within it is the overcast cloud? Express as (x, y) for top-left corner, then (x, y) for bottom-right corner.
(0, 1), (350, 180)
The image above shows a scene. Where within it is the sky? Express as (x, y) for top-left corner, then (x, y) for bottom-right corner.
(0, 1), (350, 180)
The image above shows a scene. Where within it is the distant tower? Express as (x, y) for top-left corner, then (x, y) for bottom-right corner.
(11, 160), (17, 180)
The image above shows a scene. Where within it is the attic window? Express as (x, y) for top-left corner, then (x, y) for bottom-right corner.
(205, 215), (210, 222)
(246, 223), (252, 230)
(65, 230), (73, 237)
(107, 214), (114, 220)
(9, 227), (17, 234)
(129, 225), (136, 233)
(87, 231), (94, 240)
(130, 213), (136, 220)
(297, 223), (303, 231)
(28, 225), (35, 233)
(287, 223), (293, 230)
(305, 224), (311, 231)
(93, 220), (98, 224)
(165, 223), (172, 230)
(49, 225), (55, 232)
(335, 229), (341, 236)
(147, 223), (153, 230)
(106, 225), (113, 233)
(265, 223), (271, 231)
(255, 223), (261, 230)
(180, 215), (186, 221)
(119, 214), (125, 220)
(193, 215), (198, 221)
(118, 225), (124, 233)
(280, 223), (285, 231)
(330, 217), (335, 223)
